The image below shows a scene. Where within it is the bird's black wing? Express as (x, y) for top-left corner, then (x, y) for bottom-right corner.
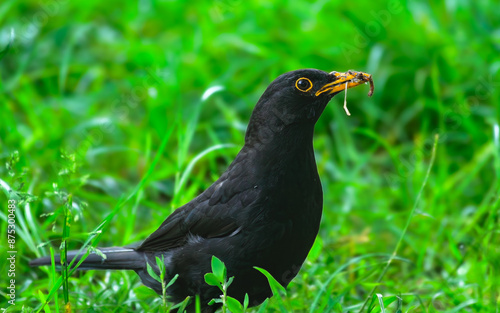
(136, 202), (238, 251)
(137, 159), (260, 252)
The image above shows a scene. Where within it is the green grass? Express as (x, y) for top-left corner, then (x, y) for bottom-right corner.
(1, 0), (499, 312)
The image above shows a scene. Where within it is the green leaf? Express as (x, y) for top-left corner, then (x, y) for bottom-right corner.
(226, 296), (243, 313)
(170, 296), (191, 312)
(255, 298), (269, 313)
(208, 298), (222, 305)
(156, 255), (165, 271)
(204, 273), (221, 287)
(211, 255), (226, 282)
(307, 236), (323, 262)
(166, 274), (179, 289)
(146, 262), (161, 283)
(155, 255), (166, 281)
(253, 267), (287, 295)
(243, 293), (249, 309)
(254, 267), (288, 313)
(227, 276), (234, 288)
(38, 290), (52, 313)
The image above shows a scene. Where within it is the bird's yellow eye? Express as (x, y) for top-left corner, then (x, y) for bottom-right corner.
(295, 77), (313, 92)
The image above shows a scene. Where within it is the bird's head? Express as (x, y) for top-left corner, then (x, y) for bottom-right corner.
(246, 69), (373, 144)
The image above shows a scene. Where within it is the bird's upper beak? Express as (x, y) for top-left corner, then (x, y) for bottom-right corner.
(316, 70), (374, 97)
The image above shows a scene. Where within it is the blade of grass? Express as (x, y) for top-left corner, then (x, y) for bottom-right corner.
(60, 194), (72, 305)
(359, 134), (439, 313)
(49, 246), (60, 313)
(376, 293), (386, 313)
(123, 132), (152, 244)
(25, 172), (45, 256)
(494, 123), (500, 183)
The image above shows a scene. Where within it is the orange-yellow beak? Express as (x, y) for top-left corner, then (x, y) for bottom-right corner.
(316, 70), (374, 97)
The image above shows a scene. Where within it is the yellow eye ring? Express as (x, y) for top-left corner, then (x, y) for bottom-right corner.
(295, 77), (313, 92)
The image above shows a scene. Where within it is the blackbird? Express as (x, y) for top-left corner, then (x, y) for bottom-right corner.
(31, 69), (373, 312)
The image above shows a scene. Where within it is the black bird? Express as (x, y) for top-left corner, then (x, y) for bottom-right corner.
(31, 69), (373, 312)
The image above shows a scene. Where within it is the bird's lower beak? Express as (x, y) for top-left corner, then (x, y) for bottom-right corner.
(316, 70), (374, 97)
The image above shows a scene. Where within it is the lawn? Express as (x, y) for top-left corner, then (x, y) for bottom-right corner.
(1, 0), (499, 312)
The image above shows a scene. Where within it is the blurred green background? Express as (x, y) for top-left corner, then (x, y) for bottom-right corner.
(1, 0), (499, 312)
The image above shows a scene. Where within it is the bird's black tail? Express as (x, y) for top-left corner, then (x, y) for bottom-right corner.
(29, 247), (146, 271)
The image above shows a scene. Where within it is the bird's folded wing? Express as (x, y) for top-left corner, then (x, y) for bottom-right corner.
(137, 155), (264, 252)
(135, 206), (239, 252)
(136, 185), (256, 252)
